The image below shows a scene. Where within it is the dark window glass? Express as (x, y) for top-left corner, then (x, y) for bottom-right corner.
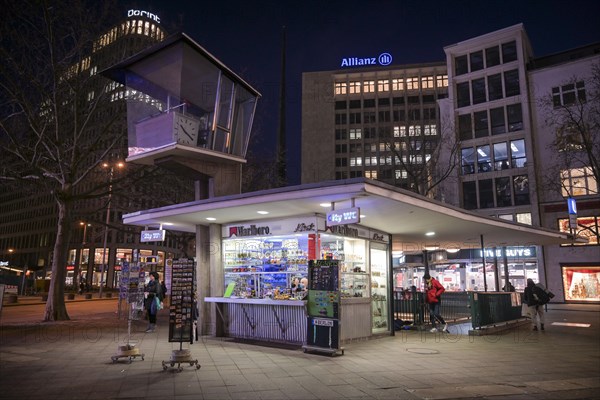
(506, 103), (522, 131)
(495, 177), (512, 207)
(364, 111), (376, 123)
(493, 142), (509, 170)
(378, 111), (390, 122)
(470, 50), (484, 71)
(378, 126), (392, 138)
(393, 109), (406, 121)
(335, 101), (347, 110)
(502, 41), (517, 63)
(457, 82), (470, 108)
(477, 144), (491, 173)
(335, 158), (348, 167)
(487, 74), (503, 100)
(504, 70), (520, 97)
(335, 129), (347, 140)
(409, 109), (420, 120)
(490, 107), (506, 135)
(392, 97), (404, 105)
(335, 171), (348, 179)
(348, 99), (361, 109)
(408, 96), (420, 104)
(479, 179), (494, 208)
(513, 175), (530, 205)
(485, 46), (500, 67)
(422, 95), (435, 103)
(335, 144), (347, 153)
(474, 110), (489, 138)
(349, 112), (361, 124)
(364, 99), (375, 108)
(455, 55), (468, 75)
(378, 98), (390, 106)
(472, 78), (486, 104)
(423, 108), (436, 119)
(458, 114), (472, 141)
(461, 147), (475, 175)
(463, 181), (477, 209)
(335, 113), (347, 125)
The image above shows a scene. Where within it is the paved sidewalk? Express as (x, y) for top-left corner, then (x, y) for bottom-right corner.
(1, 300), (599, 400)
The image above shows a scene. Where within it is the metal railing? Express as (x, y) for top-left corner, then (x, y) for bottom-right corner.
(468, 291), (523, 329)
(393, 290), (471, 327)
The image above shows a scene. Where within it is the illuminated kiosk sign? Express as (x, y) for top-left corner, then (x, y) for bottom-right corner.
(140, 230), (166, 242)
(341, 53), (392, 67)
(327, 207), (360, 226)
(127, 9), (160, 23)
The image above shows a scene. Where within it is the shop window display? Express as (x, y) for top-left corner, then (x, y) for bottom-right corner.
(562, 266), (600, 302)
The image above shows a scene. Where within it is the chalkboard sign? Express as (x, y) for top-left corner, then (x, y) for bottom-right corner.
(168, 258), (196, 343)
(308, 259), (339, 291)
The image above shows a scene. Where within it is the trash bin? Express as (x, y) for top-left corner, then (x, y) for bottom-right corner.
(67, 293), (76, 300)
(7, 294), (18, 304)
(85, 293), (93, 299)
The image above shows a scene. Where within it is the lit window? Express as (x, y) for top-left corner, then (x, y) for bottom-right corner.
(436, 75), (448, 87)
(561, 167), (598, 197)
(558, 216), (599, 246)
(392, 78), (404, 91)
(363, 80), (375, 93)
(421, 76), (434, 89)
(378, 80), (390, 92)
(408, 125), (421, 136)
(423, 125), (437, 135)
(406, 77), (419, 90)
(365, 170), (378, 179)
(349, 81), (361, 94)
(516, 213), (531, 225)
(335, 82), (347, 95)
(395, 170), (408, 179)
(349, 128), (362, 140)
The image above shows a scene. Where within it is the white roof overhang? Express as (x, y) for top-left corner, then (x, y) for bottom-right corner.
(123, 179), (584, 250)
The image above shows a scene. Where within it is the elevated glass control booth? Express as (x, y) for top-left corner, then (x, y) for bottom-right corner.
(101, 33), (260, 165)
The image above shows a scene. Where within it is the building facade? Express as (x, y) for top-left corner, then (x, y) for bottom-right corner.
(301, 24), (599, 301)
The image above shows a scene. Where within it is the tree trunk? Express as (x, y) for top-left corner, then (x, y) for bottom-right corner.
(43, 199), (71, 321)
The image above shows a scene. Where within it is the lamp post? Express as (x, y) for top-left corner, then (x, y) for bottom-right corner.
(99, 161), (124, 298)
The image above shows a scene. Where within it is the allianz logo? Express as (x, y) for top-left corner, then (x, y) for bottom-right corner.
(341, 53), (393, 67)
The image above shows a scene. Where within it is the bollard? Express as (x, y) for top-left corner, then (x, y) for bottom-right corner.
(85, 293), (93, 300)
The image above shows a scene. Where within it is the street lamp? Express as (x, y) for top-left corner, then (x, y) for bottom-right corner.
(99, 161), (124, 298)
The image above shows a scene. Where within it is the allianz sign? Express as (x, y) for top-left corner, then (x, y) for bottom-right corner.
(341, 53), (392, 68)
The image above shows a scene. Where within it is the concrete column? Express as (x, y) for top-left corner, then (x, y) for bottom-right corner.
(196, 224), (211, 336)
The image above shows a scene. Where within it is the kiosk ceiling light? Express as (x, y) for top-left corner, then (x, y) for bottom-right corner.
(319, 202), (331, 207)
(425, 231), (435, 236)
(257, 211), (269, 215)
(206, 217), (216, 221)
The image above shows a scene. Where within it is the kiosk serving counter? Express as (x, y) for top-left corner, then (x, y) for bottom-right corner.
(206, 215), (392, 346)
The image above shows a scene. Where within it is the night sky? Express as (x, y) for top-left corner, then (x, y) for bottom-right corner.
(138, 0), (600, 185)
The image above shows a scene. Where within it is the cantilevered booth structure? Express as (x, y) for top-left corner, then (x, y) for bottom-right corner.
(101, 32), (261, 196)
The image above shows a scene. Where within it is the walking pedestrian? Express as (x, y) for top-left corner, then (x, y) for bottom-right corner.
(524, 278), (548, 331)
(423, 273), (448, 333)
(144, 271), (162, 333)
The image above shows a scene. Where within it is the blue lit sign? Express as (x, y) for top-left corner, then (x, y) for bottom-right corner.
(567, 197), (577, 215)
(341, 52), (393, 68)
(326, 207), (360, 226)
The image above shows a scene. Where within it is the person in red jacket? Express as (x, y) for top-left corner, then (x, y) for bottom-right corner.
(423, 273), (448, 333)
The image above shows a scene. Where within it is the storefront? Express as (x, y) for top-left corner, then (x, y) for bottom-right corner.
(205, 215), (391, 345)
(394, 246), (540, 292)
(562, 265), (600, 302)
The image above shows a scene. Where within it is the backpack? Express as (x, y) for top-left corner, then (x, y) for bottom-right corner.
(533, 285), (550, 305)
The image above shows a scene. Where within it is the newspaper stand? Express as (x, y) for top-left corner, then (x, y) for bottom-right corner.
(111, 261), (146, 363)
(162, 258), (200, 372)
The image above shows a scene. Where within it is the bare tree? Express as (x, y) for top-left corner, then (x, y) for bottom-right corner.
(541, 63), (600, 195)
(0, 1), (178, 320)
(380, 107), (460, 200)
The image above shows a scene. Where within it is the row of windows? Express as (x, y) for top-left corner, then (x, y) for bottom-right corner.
(455, 41), (517, 75)
(558, 216), (599, 246)
(94, 19), (165, 52)
(338, 140), (435, 154)
(553, 81), (586, 107)
(0, 232), (53, 253)
(456, 69), (520, 108)
(346, 154), (431, 167)
(463, 175), (530, 210)
(335, 109), (438, 125)
(335, 169), (411, 180)
(458, 103), (523, 140)
(461, 139), (526, 175)
(338, 124), (438, 140)
(335, 95), (440, 109)
(561, 167), (598, 197)
(335, 75), (448, 95)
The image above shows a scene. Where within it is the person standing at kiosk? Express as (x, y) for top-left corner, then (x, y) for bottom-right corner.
(424, 274), (448, 333)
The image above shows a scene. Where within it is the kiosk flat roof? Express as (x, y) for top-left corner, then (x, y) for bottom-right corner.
(123, 179), (581, 250)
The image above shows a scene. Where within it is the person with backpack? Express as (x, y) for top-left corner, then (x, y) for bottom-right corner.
(423, 273), (449, 333)
(144, 271), (162, 333)
(524, 278), (548, 331)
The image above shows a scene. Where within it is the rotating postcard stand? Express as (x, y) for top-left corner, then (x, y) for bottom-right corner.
(303, 260), (344, 356)
(162, 258), (200, 372)
(112, 261), (146, 363)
